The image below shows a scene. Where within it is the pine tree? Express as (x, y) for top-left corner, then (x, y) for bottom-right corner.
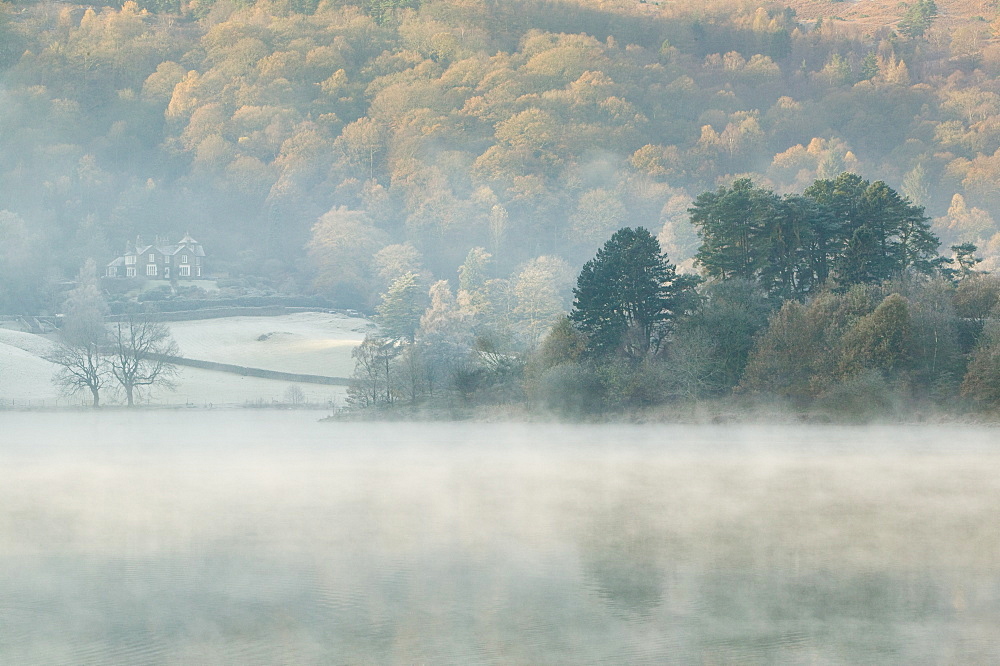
(689, 178), (776, 282)
(899, 0), (937, 38)
(570, 227), (698, 358)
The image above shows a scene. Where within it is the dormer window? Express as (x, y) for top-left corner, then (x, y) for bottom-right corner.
(125, 255), (136, 265)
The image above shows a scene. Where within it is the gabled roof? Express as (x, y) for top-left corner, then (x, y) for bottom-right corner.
(162, 243), (206, 257)
(108, 235), (206, 267)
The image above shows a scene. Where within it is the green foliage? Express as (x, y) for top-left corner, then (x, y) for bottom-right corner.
(690, 179), (833, 299)
(533, 361), (605, 416)
(692, 173), (941, 300)
(899, 0), (938, 38)
(838, 293), (913, 377)
(812, 370), (898, 420)
(569, 227), (698, 358)
(741, 280), (966, 407)
(364, 0), (420, 26)
(674, 278), (773, 395)
(950, 243), (982, 279)
(740, 285), (882, 402)
(961, 319), (1000, 407)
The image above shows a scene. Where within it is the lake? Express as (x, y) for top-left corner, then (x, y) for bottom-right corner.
(1, 411), (998, 664)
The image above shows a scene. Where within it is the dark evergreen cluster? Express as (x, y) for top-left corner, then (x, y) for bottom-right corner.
(689, 173), (940, 299)
(898, 0), (938, 39)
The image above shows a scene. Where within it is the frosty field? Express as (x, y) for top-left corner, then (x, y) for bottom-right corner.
(0, 312), (369, 407)
(166, 311), (373, 378)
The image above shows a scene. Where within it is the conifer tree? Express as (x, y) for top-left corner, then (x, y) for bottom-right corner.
(375, 271), (427, 343)
(570, 227), (698, 358)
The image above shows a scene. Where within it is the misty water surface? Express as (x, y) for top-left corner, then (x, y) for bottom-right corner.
(1, 412), (998, 664)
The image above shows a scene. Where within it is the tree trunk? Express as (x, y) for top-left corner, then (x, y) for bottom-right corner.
(126, 385), (134, 406)
(91, 386), (100, 408)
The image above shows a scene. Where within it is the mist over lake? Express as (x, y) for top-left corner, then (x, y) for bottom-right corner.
(1, 411), (998, 664)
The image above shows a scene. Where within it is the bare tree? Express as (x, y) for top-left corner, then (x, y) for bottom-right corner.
(283, 384), (305, 405)
(46, 342), (110, 407)
(109, 312), (179, 406)
(346, 334), (399, 408)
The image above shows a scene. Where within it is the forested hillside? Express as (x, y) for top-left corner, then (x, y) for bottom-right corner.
(3, 0), (1000, 314)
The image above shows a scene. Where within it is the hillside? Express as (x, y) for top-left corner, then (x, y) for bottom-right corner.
(785, 0), (992, 25)
(4, 0), (1000, 316)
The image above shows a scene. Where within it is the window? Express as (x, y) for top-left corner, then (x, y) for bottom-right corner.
(149, 253), (155, 262)
(181, 255), (188, 264)
(146, 264), (157, 277)
(196, 257), (201, 265)
(164, 255), (170, 264)
(126, 267), (136, 277)
(125, 255), (136, 265)
(196, 267), (202, 277)
(179, 265), (190, 277)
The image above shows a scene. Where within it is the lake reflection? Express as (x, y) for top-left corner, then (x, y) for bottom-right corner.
(1, 412), (998, 664)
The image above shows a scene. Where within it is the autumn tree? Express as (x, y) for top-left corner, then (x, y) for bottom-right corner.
(307, 207), (389, 307)
(741, 286), (883, 402)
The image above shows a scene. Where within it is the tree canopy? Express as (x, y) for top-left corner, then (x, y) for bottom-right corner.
(691, 174), (940, 299)
(4, 0), (1000, 315)
(569, 227), (697, 357)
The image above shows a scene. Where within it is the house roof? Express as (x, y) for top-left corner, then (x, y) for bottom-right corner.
(167, 242), (206, 257)
(134, 238), (205, 258)
(108, 235), (206, 267)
